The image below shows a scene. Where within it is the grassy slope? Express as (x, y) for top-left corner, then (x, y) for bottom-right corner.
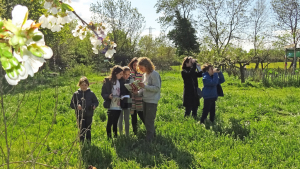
(1, 71), (300, 168)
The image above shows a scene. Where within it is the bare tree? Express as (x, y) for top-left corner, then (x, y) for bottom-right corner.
(90, 0), (145, 64)
(272, 0), (300, 73)
(198, 0), (250, 64)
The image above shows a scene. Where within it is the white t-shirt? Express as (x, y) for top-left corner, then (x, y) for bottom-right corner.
(110, 80), (121, 110)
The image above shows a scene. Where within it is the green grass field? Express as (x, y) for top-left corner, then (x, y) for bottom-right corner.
(1, 71), (300, 168)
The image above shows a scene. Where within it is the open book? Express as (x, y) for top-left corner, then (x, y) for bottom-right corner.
(124, 80), (141, 91)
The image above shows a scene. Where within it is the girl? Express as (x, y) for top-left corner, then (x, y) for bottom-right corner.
(101, 65), (124, 138)
(118, 66), (133, 136)
(135, 57), (161, 141)
(128, 57), (145, 135)
(200, 64), (225, 124)
(181, 57), (203, 118)
(70, 77), (99, 143)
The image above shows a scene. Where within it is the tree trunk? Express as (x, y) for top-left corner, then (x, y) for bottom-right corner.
(261, 62), (264, 70)
(240, 64), (245, 83)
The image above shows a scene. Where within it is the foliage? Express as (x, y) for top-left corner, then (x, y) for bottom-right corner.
(167, 11), (199, 56)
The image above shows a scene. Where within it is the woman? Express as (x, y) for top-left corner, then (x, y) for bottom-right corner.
(200, 64), (225, 124)
(181, 56), (203, 119)
(135, 57), (161, 141)
(128, 57), (145, 135)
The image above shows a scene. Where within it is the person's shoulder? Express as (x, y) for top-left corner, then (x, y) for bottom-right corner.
(202, 72), (210, 79)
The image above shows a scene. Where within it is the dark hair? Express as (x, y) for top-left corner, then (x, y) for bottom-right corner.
(137, 57), (155, 74)
(106, 65), (123, 84)
(201, 64), (213, 73)
(128, 57), (138, 71)
(181, 56), (193, 69)
(77, 76), (89, 86)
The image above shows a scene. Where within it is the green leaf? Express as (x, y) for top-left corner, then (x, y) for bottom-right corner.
(2, 50), (13, 58)
(0, 57), (12, 70)
(61, 3), (74, 12)
(3, 19), (19, 34)
(32, 35), (43, 42)
(28, 45), (43, 57)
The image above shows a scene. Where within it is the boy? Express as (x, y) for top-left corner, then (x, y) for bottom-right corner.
(70, 76), (99, 143)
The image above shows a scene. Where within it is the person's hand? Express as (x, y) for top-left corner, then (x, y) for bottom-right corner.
(78, 104), (82, 110)
(132, 88), (138, 94)
(109, 94), (113, 99)
(138, 82), (145, 88)
(191, 59), (196, 64)
(213, 68), (220, 73)
(93, 106), (96, 110)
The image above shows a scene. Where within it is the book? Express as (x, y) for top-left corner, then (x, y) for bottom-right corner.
(124, 80), (141, 91)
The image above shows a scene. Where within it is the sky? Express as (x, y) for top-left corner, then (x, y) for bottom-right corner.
(71, 0), (162, 37)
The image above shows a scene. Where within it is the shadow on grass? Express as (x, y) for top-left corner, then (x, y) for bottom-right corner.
(113, 134), (196, 168)
(204, 117), (250, 140)
(81, 143), (113, 169)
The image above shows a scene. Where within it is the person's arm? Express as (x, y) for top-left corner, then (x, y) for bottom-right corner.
(203, 73), (219, 87)
(70, 93), (77, 109)
(91, 92), (99, 108)
(143, 72), (161, 92)
(218, 72), (225, 84)
(197, 70), (203, 77)
(101, 82), (111, 100)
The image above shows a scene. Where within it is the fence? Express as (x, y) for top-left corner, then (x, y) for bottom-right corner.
(225, 68), (300, 87)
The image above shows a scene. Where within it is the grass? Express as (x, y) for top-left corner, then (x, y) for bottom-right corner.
(1, 71), (300, 168)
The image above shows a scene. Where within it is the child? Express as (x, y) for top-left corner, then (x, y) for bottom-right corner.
(200, 64), (225, 124)
(118, 66), (133, 136)
(70, 76), (99, 143)
(134, 57), (161, 141)
(128, 57), (145, 135)
(101, 65), (124, 139)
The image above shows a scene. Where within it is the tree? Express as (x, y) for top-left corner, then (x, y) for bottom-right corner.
(155, 0), (197, 28)
(249, 0), (272, 70)
(272, 0), (300, 72)
(167, 11), (199, 56)
(90, 0), (145, 65)
(198, 0), (250, 65)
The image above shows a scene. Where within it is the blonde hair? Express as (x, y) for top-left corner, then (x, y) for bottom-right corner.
(137, 57), (155, 74)
(123, 66), (131, 73)
(77, 76), (89, 86)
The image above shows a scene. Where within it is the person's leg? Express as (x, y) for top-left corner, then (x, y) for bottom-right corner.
(112, 110), (121, 138)
(200, 99), (213, 123)
(131, 110), (138, 135)
(143, 102), (157, 141)
(124, 109), (130, 136)
(85, 116), (93, 143)
(106, 110), (114, 138)
(209, 99), (216, 122)
(118, 110), (124, 135)
(137, 111), (145, 124)
(192, 105), (198, 119)
(184, 106), (192, 117)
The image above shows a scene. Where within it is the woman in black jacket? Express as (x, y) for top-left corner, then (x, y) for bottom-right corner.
(181, 57), (203, 118)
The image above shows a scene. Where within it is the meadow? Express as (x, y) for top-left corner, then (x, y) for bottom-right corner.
(1, 70), (300, 169)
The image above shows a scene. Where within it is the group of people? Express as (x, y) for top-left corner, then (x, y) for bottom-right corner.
(70, 56), (225, 143)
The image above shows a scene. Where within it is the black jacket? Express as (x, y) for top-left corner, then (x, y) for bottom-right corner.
(70, 88), (99, 117)
(101, 78), (127, 108)
(181, 63), (203, 107)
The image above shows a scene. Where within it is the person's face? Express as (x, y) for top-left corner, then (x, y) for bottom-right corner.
(208, 67), (214, 76)
(79, 82), (89, 91)
(133, 61), (137, 71)
(116, 71), (123, 80)
(123, 70), (130, 80)
(138, 65), (146, 73)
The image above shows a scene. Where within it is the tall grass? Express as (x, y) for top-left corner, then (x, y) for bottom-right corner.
(1, 70), (300, 168)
